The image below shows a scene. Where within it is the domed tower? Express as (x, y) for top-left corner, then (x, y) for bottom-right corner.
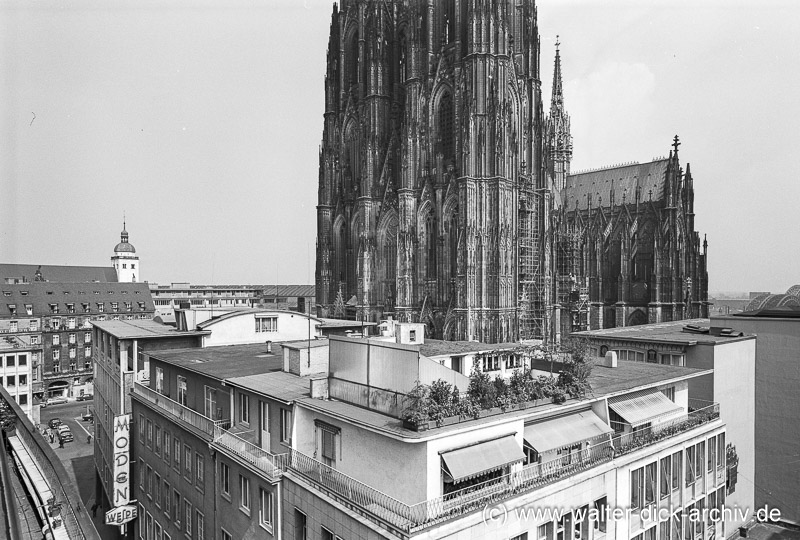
(111, 220), (139, 282)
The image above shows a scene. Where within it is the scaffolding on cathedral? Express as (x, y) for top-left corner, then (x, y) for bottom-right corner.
(517, 168), (544, 341)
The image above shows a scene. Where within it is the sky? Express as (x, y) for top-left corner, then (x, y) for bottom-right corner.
(1, 0), (798, 295)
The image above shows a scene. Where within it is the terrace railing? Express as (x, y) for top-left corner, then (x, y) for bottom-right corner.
(133, 382), (230, 437)
(212, 426), (283, 482)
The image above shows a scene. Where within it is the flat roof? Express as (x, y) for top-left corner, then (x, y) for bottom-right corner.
(92, 319), (209, 340)
(225, 370), (315, 404)
(419, 339), (519, 357)
(575, 318), (754, 345)
(148, 343), (282, 380)
(297, 360), (712, 441)
(280, 338), (329, 350)
(316, 318), (378, 328)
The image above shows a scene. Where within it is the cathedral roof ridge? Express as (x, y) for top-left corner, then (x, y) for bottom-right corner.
(570, 161), (642, 176)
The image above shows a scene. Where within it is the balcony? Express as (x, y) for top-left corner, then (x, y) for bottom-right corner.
(212, 426), (283, 482)
(132, 382), (230, 438)
(277, 400), (721, 537)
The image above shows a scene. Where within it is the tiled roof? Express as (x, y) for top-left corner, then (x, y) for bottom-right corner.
(0, 263), (118, 283)
(1, 282), (155, 319)
(148, 343), (282, 380)
(563, 159), (669, 211)
(226, 371), (314, 404)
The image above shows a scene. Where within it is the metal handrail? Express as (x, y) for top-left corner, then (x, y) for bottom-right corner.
(133, 382), (230, 437)
(212, 426), (283, 482)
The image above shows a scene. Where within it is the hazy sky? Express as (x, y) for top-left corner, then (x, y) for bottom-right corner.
(1, 0), (798, 294)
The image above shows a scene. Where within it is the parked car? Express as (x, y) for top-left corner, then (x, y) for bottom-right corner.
(57, 425), (73, 442)
(81, 410), (94, 422)
(45, 396), (68, 407)
(76, 394), (94, 402)
(48, 418), (62, 429)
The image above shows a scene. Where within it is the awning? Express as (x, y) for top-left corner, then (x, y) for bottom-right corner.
(608, 389), (684, 427)
(523, 411), (613, 453)
(441, 435), (524, 484)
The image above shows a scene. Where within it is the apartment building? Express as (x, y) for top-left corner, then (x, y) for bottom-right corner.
(91, 319), (208, 515)
(575, 318), (756, 532)
(1, 281), (155, 408)
(0, 334), (39, 421)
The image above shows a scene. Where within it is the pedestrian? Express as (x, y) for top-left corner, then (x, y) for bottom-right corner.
(49, 430), (54, 444)
(58, 436), (64, 449)
(91, 503), (98, 518)
(87, 434), (92, 445)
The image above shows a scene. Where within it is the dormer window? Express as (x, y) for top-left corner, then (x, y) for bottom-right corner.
(111, 302), (119, 312)
(125, 302), (132, 312)
(49, 303), (59, 314)
(82, 303), (90, 313)
(97, 303), (105, 313)
(66, 303), (75, 314)
(138, 302), (145, 310)
(25, 304), (33, 315)
(7, 305), (16, 316)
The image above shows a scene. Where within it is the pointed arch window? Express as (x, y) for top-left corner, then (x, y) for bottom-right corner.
(346, 31), (359, 91)
(438, 91), (454, 163)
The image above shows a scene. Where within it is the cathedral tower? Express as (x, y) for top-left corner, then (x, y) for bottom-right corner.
(112, 220), (139, 282)
(315, 0), (544, 343)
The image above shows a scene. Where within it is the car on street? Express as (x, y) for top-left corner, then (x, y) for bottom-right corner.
(57, 425), (73, 443)
(76, 394), (93, 402)
(43, 396), (68, 407)
(81, 410), (94, 422)
(48, 418), (62, 429)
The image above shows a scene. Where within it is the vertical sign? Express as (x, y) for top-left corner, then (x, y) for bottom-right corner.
(113, 414), (132, 507)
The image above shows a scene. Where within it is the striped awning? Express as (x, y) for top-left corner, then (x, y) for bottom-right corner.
(441, 435), (524, 484)
(608, 389), (684, 427)
(523, 411), (613, 453)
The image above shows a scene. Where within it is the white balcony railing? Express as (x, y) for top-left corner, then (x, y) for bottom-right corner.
(133, 382), (229, 437)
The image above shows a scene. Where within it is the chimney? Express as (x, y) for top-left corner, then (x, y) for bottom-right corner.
(310, 377), (329, 400)
(603, 351), (618, 368)
(266, 340), (272, 354)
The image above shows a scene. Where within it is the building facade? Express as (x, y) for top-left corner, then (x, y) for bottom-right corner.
(112, 221), (140, 283)
(314, 0), (709, 344)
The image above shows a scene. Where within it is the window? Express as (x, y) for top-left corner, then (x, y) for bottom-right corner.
(239, 393), (250, 424)
(409, 329), (417, 342)
(163, 480), (171, 518)
(695, 441), (705, 481)
(506, 355), (522, 369)
(18, 354), (27, 366)
(255, 316), (278, 333)
(69, 347), (76, 359)
(172, 490), (181, 528)
(221, 462), (231, 498)
(173, 438), (181, 472)
(146, 465), (153, 498)
(155, 522), (162, 540)
(155, 473), (162, 507)
(53, 357), (60, 371)
(184, 445), (192, 480)
(154, 425), (161, 455)
(280, 408), (292, 444)
(660, 456), (671, 499)
(195, 510), (204, 540)
(146, 419), (153, 448)
(146, 512), (153, 540)
(155, 367), (164, 394)
(662, 386), (675, 401)
(708, 436), (716, 473)
(482, 355), (500, 371)
(686, 445), (696, 486)
(538, 523), (550, 540)
(177, 376), (187, 406)
(322, 528), (335, 540)
(67, 317), (76, 329)
(184, 500), (192, 536)
(31, 335), (40, 345)
(25, 304), (33, 315)
(321, 427), (337, 466)
(84, 346), (91, 358)
(631, 467), (644, 510)
(717, 433), (725, 470)
(50, 304), (59, 314)
(294, 509), (307, 540)
(84, 331), (91, 342)
(239, 475), (250, 513)
(111, 302), (119, 312)
(53, 334), (60, 345)
(204, 386), (217, 419)
(644, 462), (656, 506)
(672, 451), (682, 491)
(98, 302), (105, 312)
(221, 530), (232, 540)
(139, 414), (146, 443)
(259, 488), (273, 531)
(164, 431), (171, 465)
(6, 356), (14, 367)
(195, 453), (204, 489)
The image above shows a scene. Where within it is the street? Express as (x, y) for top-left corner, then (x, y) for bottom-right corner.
(39, 399), (122, 540)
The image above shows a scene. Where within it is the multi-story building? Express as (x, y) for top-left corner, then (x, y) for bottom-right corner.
(712, 302), (800, 526)
(314, 0), (709, 343)
(131, 342), (290, 540)
(149, 283), (315, 322)
(91, 319), (208, 514)
(0, 334), (39, 422)
(1, 281), (155, 406)
(130, 319), (740, 540)
(574, 319), (756, 534)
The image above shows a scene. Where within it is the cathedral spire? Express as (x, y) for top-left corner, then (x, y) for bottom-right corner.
(551, 35), (564, 112)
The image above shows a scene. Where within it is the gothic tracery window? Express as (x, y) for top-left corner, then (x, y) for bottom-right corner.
(438, 91), (454, 163)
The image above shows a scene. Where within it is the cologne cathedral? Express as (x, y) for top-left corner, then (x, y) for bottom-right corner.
(315, 0), (709, 344)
